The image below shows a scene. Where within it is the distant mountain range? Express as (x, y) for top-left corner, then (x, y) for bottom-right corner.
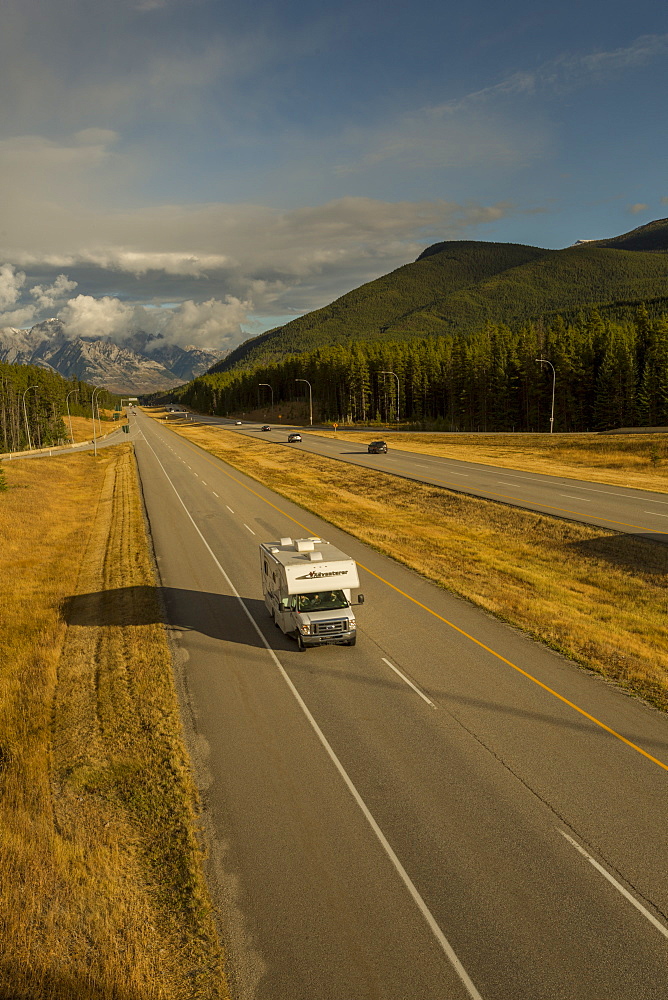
(0, 320), (223, 393)
(211, 217), (668, 374)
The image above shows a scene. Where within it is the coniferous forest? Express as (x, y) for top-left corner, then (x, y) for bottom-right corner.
(0, 363), (118, 453)
(172, 307), (668, 432)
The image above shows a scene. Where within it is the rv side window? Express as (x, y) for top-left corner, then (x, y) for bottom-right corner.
(263, 560), (268, 575)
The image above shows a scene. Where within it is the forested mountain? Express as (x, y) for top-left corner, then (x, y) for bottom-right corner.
(173, 307), (668, 433)
(212, 218), (668, 374)
(0, 362), (117, 453)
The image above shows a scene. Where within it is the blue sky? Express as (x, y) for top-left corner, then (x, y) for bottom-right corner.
(1, 0), (667, 350)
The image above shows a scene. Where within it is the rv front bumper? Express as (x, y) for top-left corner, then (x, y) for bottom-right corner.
(301, 632), (356, 647)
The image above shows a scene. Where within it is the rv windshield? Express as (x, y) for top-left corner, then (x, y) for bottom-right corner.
(296, 590), (348, 613)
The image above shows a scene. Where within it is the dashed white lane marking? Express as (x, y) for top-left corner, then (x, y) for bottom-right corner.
(201, 481), (207, 485)
(139, 432), (484, 1000)
(644, 498), (668, 505)
(560, 495), (591, 501)
(243, 523), (256, 535)
(381, 658), (436, 708)
(226, 505), (234, 513)
(559, 830), (668, 941)
(212, 491), (219, 498)
(645, 511), (668, 517)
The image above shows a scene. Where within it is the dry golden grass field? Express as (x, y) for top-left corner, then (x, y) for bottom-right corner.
(157, 415), (668, 712)
(311, 430), (668, 492)
(0, 446), (227, 999)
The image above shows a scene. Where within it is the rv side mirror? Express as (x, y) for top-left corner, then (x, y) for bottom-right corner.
(357, 594), (365, 604)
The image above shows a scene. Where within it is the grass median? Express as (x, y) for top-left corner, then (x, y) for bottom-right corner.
(157, 417), (668, 712)
(0, 446), (227, 999)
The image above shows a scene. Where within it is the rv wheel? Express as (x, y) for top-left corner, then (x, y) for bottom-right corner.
(296, 632), (307, 651)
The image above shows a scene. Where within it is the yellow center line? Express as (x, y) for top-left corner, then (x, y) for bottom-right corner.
(155, 421), (668, 774)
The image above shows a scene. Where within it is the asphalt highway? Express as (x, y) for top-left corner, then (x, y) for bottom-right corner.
(130, 408), (668, 999)
(182, 412), (668, 542)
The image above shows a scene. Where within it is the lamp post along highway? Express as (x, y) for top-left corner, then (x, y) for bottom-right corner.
(21, 385), (38, 451)
(91, 387), (103, 456)
(65, 388), (78, 444)
(380, 370), (400, 423)
(258, 382), (274, 413)
(296, 378), (313, 426)
(535, 358), (555, 433)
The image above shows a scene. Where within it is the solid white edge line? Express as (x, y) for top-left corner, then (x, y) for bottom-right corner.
(558, 830), (668, 940)
(381, 657), (436, 708)
(138, 425), (484, 1000)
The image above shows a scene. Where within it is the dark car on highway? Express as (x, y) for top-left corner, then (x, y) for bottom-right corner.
(261, 424), (271, 431)
(367, 440), (388, 454)
(288, 433), (302, 443)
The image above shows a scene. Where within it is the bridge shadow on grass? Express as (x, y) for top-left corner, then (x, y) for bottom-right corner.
(61, 586), (287, 649)
(568, 533), (668, 573)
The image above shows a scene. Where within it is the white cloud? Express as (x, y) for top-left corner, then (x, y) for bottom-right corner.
(0, 263), (26, 310)
(29, 274), (78, 310)
(57, 292), (252, 351)
(57, 295), (147, 341)
(628, 203), (649, 215)
(552, 34), (668, 86)
(162, 297), (252, 349)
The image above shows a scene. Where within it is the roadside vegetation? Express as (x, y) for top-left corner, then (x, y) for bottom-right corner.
(0, 445), (227, 999)
(174, 306), (668, 433)
(0, 361), (118, 454)
(156, 416), (668, 712)
(310, 429), (668, 492)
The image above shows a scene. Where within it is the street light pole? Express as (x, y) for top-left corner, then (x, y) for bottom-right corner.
(535, 358), (555, 433)
(91, 387), (103, 456)
(32, 385), (42, 448)
(258, 383), (274, 412)
(21, 384), (38, 451)
(380, 370), (400, 423)
(65, 388), (78, 444)
(296, 379), (312, 426)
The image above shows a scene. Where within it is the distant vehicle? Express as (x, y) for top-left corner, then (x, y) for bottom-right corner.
(235, 420), (243, 425)
(261, 425), (271, 431)
(260, 536), (364, 650)
(288, 433), (302, 443)
(367, 440), (388, 453)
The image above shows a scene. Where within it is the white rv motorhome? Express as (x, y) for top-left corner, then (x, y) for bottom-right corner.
(260, 536), (364, 650)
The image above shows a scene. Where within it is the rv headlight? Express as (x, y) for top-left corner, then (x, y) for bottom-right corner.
(299, 624), (311, 635)
(348, 617), (356, 629)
